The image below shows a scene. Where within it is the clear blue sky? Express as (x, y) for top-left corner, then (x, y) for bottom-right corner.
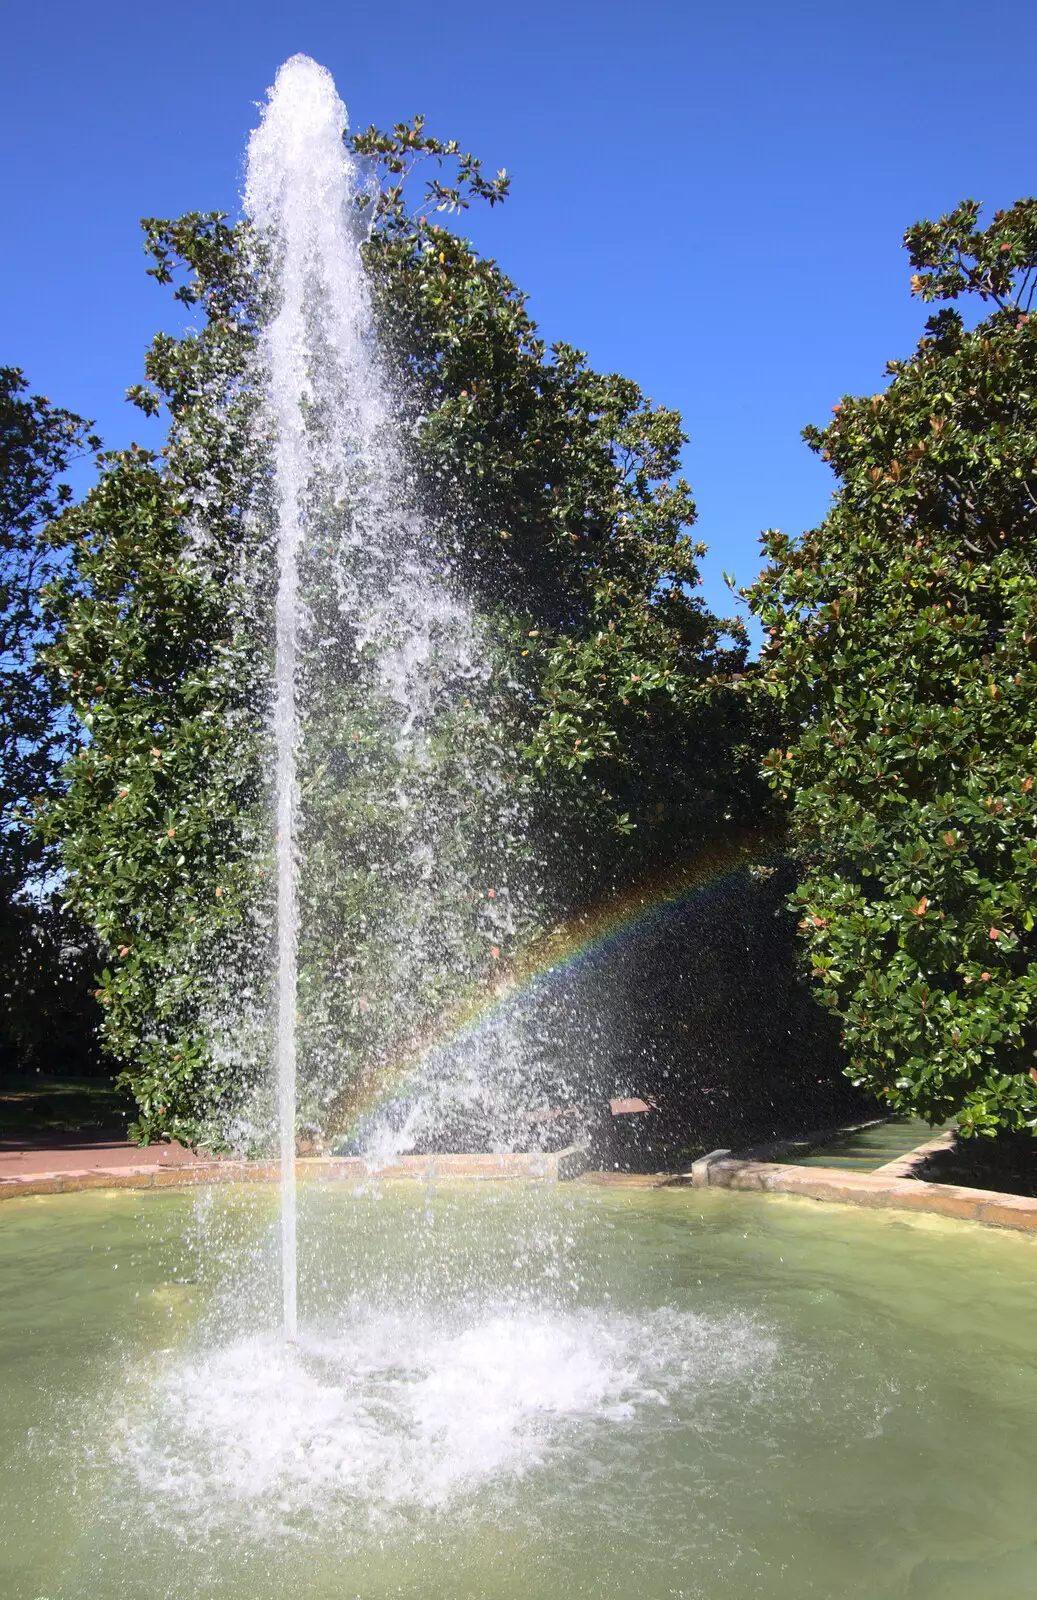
(3, 0), (1035, 636)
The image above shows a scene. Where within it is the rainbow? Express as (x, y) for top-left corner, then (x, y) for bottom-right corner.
(328, 825), (783, 1137)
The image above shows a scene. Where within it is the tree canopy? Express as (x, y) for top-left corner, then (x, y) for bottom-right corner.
(748, 199), (1037, 1137)
(0, 368), (102, 1072)
(42, 122), (768, 1147)
(347, 120), (770, 896)
(0, 369), (98, 896)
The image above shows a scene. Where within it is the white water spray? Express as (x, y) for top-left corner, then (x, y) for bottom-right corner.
(245, 53), (518, 1335)
(245, 56), (393, 1337)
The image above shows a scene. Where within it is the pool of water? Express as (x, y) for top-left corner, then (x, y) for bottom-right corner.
(793, 1117), (952, 1172)
(2, 1180), (1036, 1598)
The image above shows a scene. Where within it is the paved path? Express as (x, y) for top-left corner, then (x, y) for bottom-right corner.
(0, 1130), (200, 1177)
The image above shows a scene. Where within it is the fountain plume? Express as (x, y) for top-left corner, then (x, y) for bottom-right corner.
(244, 56), (532, 1333)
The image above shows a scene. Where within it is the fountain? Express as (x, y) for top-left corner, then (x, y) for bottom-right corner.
(3, 55), (1037, 1600)
(5, 1180), (1037, 1597)
(244, 56), (530, 1332)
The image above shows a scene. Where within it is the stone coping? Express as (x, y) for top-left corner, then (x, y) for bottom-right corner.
(4, 1135), (1036, 1237)
(873, 1129), (957, 1178)
(0, 1145), (590, 1201)
(671, 1150), (1037, 1235)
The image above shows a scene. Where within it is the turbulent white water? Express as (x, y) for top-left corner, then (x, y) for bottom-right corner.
(118, 1304), (775, 1537)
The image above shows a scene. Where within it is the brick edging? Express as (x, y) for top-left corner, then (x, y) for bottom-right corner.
(686, 1157), (1037, 1233)
(0, 1145), (590, 1202)
(6, 1143), (1035, 1234)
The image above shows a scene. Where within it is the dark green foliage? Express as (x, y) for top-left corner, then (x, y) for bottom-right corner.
(42, 264), (272, 1143)
(0, 368), (99, 894)
(0, 368), (103, 1073)
(747, 200), (1037, 1137)
(44, 126), (770, 1148)
(0, 896), (103, 1076)
(352, 122), (766, 892)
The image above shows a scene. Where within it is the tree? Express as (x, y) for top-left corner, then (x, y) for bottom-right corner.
(0, 369), (102, 1072)
(42, 281), (272, 1141)
(44, 126), (769, 1147)
(747, 199), (1037, 1138)
(351, 119), (765, 894)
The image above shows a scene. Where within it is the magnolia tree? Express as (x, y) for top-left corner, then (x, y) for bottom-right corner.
(749, 200), (1037, 1138)
(0, 368), (102, 1071)
(43, 124), (770, 1146)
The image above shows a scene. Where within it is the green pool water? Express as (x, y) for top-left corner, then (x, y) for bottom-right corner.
(2, 1180), (1036, 1599)
(793, 1117), (951, 1172)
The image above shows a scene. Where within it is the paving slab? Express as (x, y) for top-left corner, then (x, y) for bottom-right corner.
(0, 1135), (200, 1177)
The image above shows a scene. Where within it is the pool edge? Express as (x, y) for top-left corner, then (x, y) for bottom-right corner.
(5, 1141), (1037, 1237)
(684, 1154), (1037, 1235)
(0, 1144), (591, 1200)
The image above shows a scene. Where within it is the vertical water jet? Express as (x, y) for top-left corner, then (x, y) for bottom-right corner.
(245, 54), (369, 1337)
(244, 55), (531, 1335)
